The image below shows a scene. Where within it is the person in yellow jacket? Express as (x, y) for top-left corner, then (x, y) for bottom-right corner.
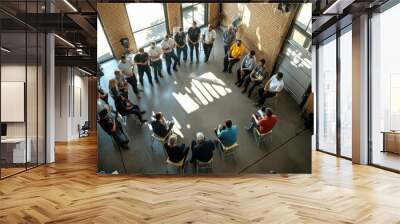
(223, 39), (245, 73)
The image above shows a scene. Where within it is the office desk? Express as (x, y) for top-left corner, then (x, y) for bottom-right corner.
(382, 131), (400, 154)
(1, 138), (31, 163)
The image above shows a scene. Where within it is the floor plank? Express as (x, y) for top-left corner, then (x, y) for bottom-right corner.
(0, 135), (399, 223)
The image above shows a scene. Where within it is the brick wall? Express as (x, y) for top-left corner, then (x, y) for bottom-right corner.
(221, 3), (297, 73)
(97, 3), (137, 59)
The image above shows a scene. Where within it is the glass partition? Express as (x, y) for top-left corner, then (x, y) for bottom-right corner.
(0, 2), (46, 179)
(339, 27), (352, 158)
(317, 36), (337, 154)
(370, 4), (400, 171)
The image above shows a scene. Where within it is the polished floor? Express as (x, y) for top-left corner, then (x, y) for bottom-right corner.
(0, 135), (399, 223)
(98, 33), (311, 174)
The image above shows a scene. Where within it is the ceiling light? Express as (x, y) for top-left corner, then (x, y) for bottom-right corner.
(78, 67), (92, 76)
(63, 0), (78, 12)
(54, 34), (75, 48)
(1, 47), (11, 53)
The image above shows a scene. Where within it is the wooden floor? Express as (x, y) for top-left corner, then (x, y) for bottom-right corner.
(0, 135), (399, 223)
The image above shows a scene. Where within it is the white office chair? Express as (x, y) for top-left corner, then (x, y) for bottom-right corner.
(253, 129), (272, 146)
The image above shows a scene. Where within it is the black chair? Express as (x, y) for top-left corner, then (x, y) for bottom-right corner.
(78, 121), (90, 138)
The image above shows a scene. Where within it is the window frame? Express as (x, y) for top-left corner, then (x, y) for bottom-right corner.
(125, 3), (169, 49)
(180, 3), (208, 32)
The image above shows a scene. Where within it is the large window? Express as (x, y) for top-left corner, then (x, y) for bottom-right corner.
(182, 3), (206, 32)
(97, 18), (113, 63)
(317, 36), (337, 155)
(126, 3), (167, 48)
(370, 3), (400, 171)
(339, 27), (352, 158)
(295, 3), (312, 34)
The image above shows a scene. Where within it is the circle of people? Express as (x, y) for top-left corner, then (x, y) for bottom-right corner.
(97, 21), (284, 167)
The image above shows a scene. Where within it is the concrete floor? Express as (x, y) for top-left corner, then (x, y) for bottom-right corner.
(97, 33), (311, 174)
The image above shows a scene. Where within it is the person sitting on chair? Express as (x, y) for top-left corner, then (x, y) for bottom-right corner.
(255, 72), (284, 107)
(236, 50), (257, 87)
(214, 120), (238, 147)
(98, 86), (109, 105)
(190, 132), (215, 164)
(150, 112), (174, 138)
(222, 39), (245, 73)
(241, 59), (268, 97)
(98, 104), (130, 148)
(245, 107), (278, 134)
(114, 95), (147, 124)
(164, 134), (189, 163)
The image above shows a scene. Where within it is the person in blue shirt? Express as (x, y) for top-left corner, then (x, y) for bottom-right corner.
(214, 120), (238, 147)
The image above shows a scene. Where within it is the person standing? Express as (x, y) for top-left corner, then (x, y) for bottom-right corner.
(148, 42), (163, 82)
(202, 24), (217, 63)
(174, 27), (188, 66)
(223, 39), (245, 73)
(134, 48), (154, 86)
(256, 72), (284, 107)
(161, 34), (179, 76)
(187, 21), (201, 64)
(222, 25), (236, 56)
(118, 55), (140, 98)
(236, 50), (257, 86)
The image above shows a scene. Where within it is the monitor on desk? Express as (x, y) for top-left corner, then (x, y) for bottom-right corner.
(1, 123), (7, 138)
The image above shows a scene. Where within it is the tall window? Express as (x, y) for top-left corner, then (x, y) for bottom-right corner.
(126, 3), (167, 48)
(295, 3), (312, 34)
(370, 3), (400, 171)
(182, 3), (206, 31)
(97, 18), (113, 62)
(317, 36), (337, 154)
(339, 27), (352, 158)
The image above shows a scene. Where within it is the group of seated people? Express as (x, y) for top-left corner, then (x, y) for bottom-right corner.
(151, 108), (278, 167)
(97, 22), (283, 167)
(221, 26), (285, 106)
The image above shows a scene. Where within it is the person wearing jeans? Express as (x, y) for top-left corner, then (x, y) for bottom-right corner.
(161, 34), (179, 75)
(236, 50), (257, 87)
(187, 21), (201, 64)
(223, 39), (245, 73)
(118, 55), (139, 97)
(134, 48), (153, 86)
(222, 25), (236, 56)
(242, 59), (268, 97)
(256, 72), (284, 107)
(148, 42), (163, 81)
(174, 27), (187, 65)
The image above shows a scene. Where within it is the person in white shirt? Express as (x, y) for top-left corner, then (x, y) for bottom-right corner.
(202, 24), (217, 63)
(161, 34), (179, 76)
(235, 50), (257, 87)
(118, 55), (139, 97)
(255, 72), (284, 107)
(148, 42), (164, 81)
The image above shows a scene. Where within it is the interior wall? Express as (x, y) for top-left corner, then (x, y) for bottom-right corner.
(98, 3), (137, 58)
(221, 3), (297, 73)
(1, 65), (38, 138)
(167, 3), (181, 33)
(208, 3), (220, 27)
(54, 67), (89, 141)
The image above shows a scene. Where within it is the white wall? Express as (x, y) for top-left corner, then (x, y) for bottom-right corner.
(54, 67), (89, 141)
